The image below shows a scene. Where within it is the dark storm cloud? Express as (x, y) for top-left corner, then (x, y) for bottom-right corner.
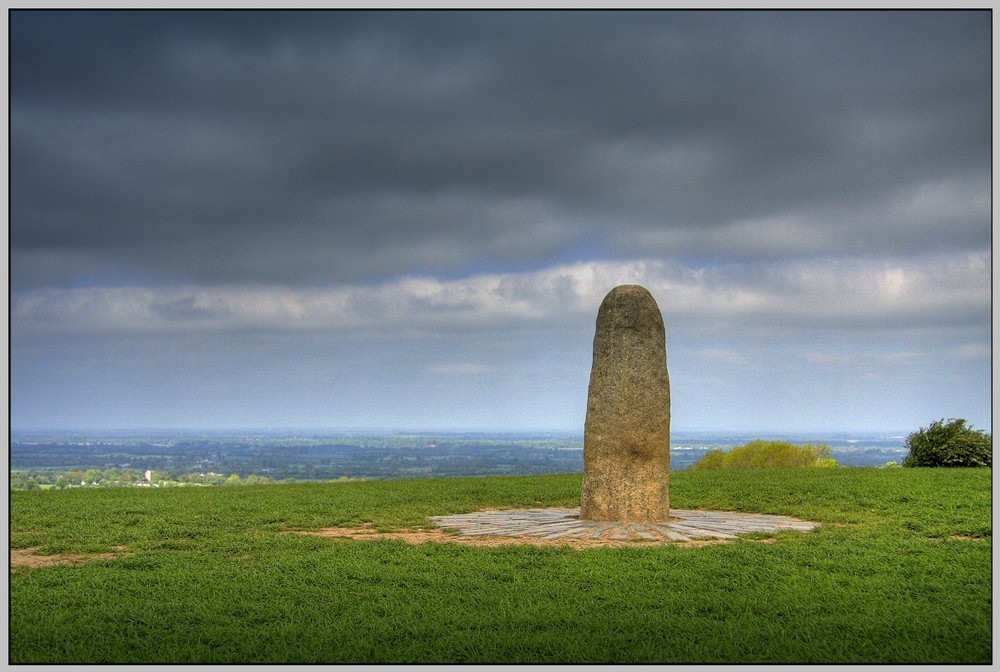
(10, 10), (991, 289)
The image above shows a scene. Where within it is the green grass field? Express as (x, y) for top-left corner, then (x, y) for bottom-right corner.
(9, 468), (992, 664)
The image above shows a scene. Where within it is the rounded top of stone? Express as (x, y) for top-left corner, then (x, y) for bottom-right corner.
(600, 284), (661, 311)
(594, 283), (664, 335)
(606, 284), (653, 298)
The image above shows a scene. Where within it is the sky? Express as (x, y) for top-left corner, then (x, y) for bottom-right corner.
(9, 9), (993, 434)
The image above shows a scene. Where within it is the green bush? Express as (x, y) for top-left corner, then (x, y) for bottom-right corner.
(903, 419), (992, 468)
(691, 440), (835, 471)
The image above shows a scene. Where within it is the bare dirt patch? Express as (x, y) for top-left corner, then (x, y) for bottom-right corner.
(930, 535), (989, 542)
(10, 546), (130, 572)
(287, 525), (751, 550)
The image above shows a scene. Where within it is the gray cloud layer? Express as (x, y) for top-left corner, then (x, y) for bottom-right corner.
(9, 10), (992, 432)
(11, 10), (991, 289)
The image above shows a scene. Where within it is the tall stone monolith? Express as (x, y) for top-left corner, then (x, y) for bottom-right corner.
(580, 284), (670, 522)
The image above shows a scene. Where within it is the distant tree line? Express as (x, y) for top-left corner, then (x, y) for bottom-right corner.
(10, 440), (587, 489)
(8, 467), (294, 491)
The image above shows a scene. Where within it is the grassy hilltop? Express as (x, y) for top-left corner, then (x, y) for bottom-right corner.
(10, 468), (991, 664)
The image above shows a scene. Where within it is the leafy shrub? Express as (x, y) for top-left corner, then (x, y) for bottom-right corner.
(902, 419), (992, 468)
(691, 440), (835, 471)
(693, 449), (727, 470)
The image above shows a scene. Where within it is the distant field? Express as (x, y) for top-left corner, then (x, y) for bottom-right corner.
(9, 430), (909, 488)
(10, 468), (991, 664)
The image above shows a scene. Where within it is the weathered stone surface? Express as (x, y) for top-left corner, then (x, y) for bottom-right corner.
(580, 284), (670, 522)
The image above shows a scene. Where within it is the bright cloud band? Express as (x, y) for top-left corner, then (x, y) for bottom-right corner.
(12, 251), (990, 336)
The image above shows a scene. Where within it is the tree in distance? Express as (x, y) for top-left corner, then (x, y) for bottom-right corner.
(903, 418), (992, 468)
(691, 440), (836, 471)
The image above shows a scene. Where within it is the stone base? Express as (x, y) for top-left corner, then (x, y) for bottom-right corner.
(430, 507), (817, 542)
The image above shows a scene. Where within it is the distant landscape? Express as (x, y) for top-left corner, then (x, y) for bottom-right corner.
(9, 430), (909, 490)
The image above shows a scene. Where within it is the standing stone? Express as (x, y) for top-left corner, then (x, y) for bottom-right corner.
(580, 284), (670, 522)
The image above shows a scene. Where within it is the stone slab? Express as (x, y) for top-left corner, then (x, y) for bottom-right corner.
(429, 508), (818, 543)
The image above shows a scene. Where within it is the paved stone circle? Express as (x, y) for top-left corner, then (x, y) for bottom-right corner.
(430, 508), (817, 542)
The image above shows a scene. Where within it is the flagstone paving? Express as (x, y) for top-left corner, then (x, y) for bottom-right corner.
(429, 508), (817, 542)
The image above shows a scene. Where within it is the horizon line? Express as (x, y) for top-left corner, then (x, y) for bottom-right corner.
(10, 425), (922, 436)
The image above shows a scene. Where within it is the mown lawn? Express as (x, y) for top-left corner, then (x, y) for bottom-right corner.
(9, 468), (992, 664)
